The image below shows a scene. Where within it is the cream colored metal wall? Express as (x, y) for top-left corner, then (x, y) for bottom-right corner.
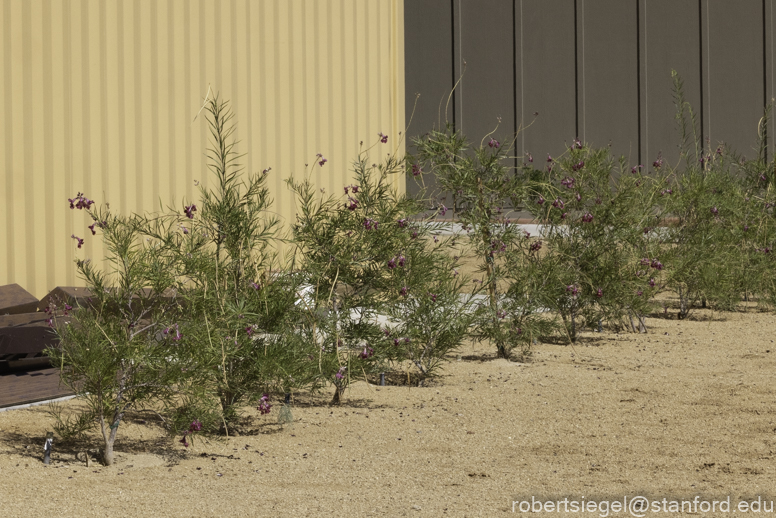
(0, 0), (405, 299)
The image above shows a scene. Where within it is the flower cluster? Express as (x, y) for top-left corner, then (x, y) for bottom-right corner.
(257, 394), (272, 415)
(179, 419), (202, 448)
(561, 176), (576, 189)
(488, 138), (500, 148)
(71, 234), (84, 249)
(581, 212), (594, 223)
(68, 193), (94, 210)
(184, 204), (197, 219)
(359, 346), (374, 359)
(163, 324), (183, 341)
(317, 153), (327, 166)
(378, 132), (388, 144)
(363, 218), (379, 230)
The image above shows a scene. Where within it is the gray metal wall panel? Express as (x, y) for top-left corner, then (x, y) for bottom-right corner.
(703, 0), (765, 159)
(640, 0), (702, 168)
(404, 0), (454, 197)
(577, 0), (640, 164)
(457, 0), (515, 148)
(516, 0), (577, 165)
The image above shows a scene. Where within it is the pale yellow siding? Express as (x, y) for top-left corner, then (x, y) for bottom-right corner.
(0, 0), (406, 299)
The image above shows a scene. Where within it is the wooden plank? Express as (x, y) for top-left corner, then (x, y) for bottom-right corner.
(0, 284), (39, 315)
(0, 327), (58, 355)
(0, 368), (73, 408)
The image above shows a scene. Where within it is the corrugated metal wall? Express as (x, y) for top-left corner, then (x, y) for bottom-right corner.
(406, 0), (775, 197)
(0, 0), (405, 299)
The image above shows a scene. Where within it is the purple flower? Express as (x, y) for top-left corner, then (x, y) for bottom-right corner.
(744, 224), (750, 231)
(547, 154), (553, 163)
(181, 226), (189, 235)
(71, 234), (84, 249)
(317, 153), (327, 167)
(595, 197), (602, 205)
(387, 258), (396, 269)
(571, 160), (585, 172)
(68, 192), (94, 210)
(429, 293), (437, 302)
(596, 288), (603, 298)
(530, 240), (542, 252)
(346, 198), (358, 211)
(397, 218), (408, 228)
(710, 206), (719, 215)
(552, 198), (564, 209)
(245, 325), (254, 337)
(412, 163), (422, 176)
(566, 285), (579, 296)
(537, 195), (545, 205)
(397, 255), (406, 267)
(439, 204), (448, 217)
(258, 394), (272, 415)
(400, 286), (408, 297)
(184, 204), (197, 219)
(653, 154), (663, 169)
(393, 338), (400, 346)
(179, 434), (190, 448)
(359, 347), (374, 359)
(351, 185), (359, 193)
(581, 212), (593, 223)
(488, 138), (500, 148)
(189, 419), (202, 432)
(526, 153), (533, 163)
(411, 231), (418, 239)
(650, 258), (663, 271)
(88, 222), (97, 235)
(560, 176), (575, 189)
(378, 132), (388, 144)
(572, 138), (583, 149)
(363, 218), (379, 230)
(649, 278), (656, 288)
(335, 367), (345, 380)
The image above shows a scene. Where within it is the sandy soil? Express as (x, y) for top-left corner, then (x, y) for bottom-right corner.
(0, 309), (774, 517)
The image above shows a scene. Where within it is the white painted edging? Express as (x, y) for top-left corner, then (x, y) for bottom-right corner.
(0, 394), (77, 413)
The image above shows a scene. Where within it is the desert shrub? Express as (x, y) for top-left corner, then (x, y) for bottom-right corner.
(142, 95), (316, 434)
(288, 138), (470, 397)
(407, 124), (551, 358)
(525, 142), (664, 340)
(658, 72), (763, 317)
(46, 198), (189, 465)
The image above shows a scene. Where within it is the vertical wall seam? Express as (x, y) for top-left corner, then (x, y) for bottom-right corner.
(698, 0), (705, 149)
(245, 0), (253, 177)
(3, 0), (15, 283)
(644, 0), (648, 165)
(22, 0), (35, 293)
(574, 0), (579, 139)
(450, 0), (455, 129)
(636, 0), (642, 168)
(43, 0), (55, 291)
(764, 0), (768, 162)
(151, 0), (160, 208)
(117, 0), (127, 214)
(81, 0), (93, 261)
(168, 0), (177, 200)
(99, 1), (108, 212)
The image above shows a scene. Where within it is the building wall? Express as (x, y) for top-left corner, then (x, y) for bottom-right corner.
(1, 0), (405, 299)
(406, 0), (775, 197)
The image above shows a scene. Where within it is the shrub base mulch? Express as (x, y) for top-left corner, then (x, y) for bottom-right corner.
(0, 309), (774, 516)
